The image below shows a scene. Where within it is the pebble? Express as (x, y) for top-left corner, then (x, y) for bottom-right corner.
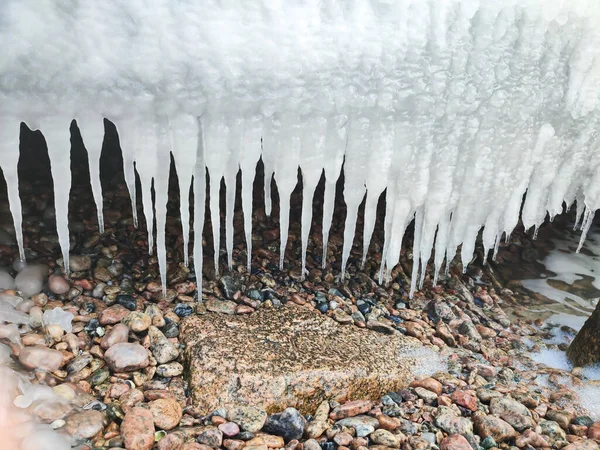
(246, 435), (285, 448)
(0, 269), (15, 290)
(330, 400), (373, 420)
(263, 407), (307, 441)
(162, 319), (179, 338)
(474, 415), (517, 443)
(156, 432), (185, 450)
(99, 304), (130, 325)
(174, 303), (193, 317)
(100, 323), (130, 349)
(69, 255), (92, 271)
(206, 298), (237, 315)
(410, 378), (443, 395)
(227, 405), (267, 433)
(589, 422), (600, 440)
(451, 390), (477, 411)
(304, 439), (322, 450)
(104, 342), (149, 372)
(435, 414), (474, 436)
(16, 264), (47, 296)
(489, 397), (530, 417)
(18, 345), (64, 371)
(48, 274), (70, 295)
(123, 311), (152, 333)
(336, 416), (379, 437)
(440, 434), (472, 450)
(116, 294), (137, 311)
(370, 429), (400, 448)
(219, 422), (241, 438)
(64, 410), (105, 439)
(156, 361), (184, 377)
(149, 398), (183, 430)
(305, 401), (330, 439)
(122, 407), (156, 450)
(197, 427), (224, 447)
(219, 274), (243, 299)
(563, 441), (600, 450)
(148, 326), (180, 364)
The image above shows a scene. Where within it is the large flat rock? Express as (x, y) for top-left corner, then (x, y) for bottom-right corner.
(181, 304), (424, 414)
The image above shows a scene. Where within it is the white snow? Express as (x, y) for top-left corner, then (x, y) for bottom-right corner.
(1, 1), (600, 293)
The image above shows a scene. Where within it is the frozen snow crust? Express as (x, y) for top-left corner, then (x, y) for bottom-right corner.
(2, 1), (600, 296)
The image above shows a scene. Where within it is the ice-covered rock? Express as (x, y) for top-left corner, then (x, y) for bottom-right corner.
(42, 307), (74, 333)
(0, 269), (15, 290)
(15, 265), (48, 297)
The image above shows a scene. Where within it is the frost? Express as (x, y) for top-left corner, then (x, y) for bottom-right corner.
(42, 307), (74, 333)
(1, 1), (600, 294)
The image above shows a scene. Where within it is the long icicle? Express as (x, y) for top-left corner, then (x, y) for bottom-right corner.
(77, 116), (106, 234)
(193, 116), (205, 300)
(40, 118), (73, 274)
(0, 118), (25, 261)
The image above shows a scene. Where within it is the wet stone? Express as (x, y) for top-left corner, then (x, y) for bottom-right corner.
(174, 303), (194, 317)
(197, 427), (224, 448)
(99, 304), (130, 325)
(64, 410), (105, 440)
(336, 416), (379, 437)
(104, 342), (149, 372)
(19, 346), (64, 371)
(123, 311), (152, 333)
(206, 298), (237, 315)
(122, 407), (156, 450)
(156, 361), (184, 377)
(148, 326), (180, 364)
(149, 397), (183, 430)
(220, 274), (243, 299)
(227, 406), (268, 433)
(219, 422), (241, 438)
(101, 323), (130, 349)
(116, 294), (137, 311)
(263, 407), (307, 441)
(161, 319), (179, 338)
(474, 415), (517, 443)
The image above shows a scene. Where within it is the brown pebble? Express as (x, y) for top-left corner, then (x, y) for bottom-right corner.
(121, 407), (155, 450)
(149, 397), (183, 430)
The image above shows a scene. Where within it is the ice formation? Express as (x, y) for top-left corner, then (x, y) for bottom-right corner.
(2, 1), (600, 296)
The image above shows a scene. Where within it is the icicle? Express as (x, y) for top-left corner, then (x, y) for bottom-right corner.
(239, 115), (263, 270)
(203, 113), (231, 275)
(492, 232), (502, 262)
(321, 115), (348, 268)
(433, 214), (450, 285)
(224, 118), (243, 270)
(299, 116), (327, 278)
(574, 195), (585, 230)
(77, 116), (105, 234)
(378, 184), (397, 284)
(409, 207), (425, 298)
(262, 119), (276, 218)
(361, 116), (394, 268)
(340, 116), (370, 277)
(114, 121), (139, 228)
(40, 118), (72, 274)
(576, 207), (595, 253)
(132, 120), (158, 256)
(193, 117), (206, 300)
(170, 114), (198, 267)
(154, 118), (171, 295)
(270, 114), (302, 269)
(0, 118), (25, 261)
